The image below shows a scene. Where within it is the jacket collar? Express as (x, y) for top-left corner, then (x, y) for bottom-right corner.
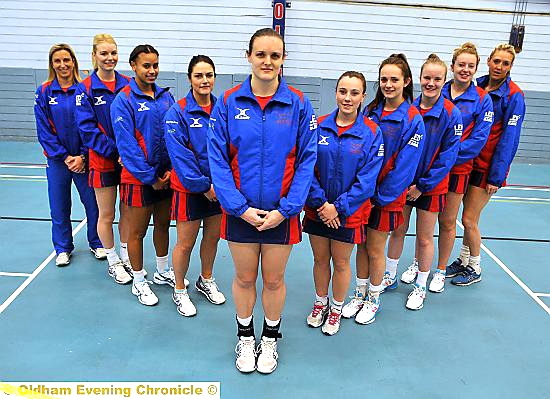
(320, 109), (366, 138)
(413, 94), (445, 118)
(442, 80), (478, 101)
(477, 75), (510, 98)
(90, 70), (129, 92)
(373, 99), (411, 122)
(184, 90), (217, 114)
(129, 78), (169, 98)
(235, 75), (293, 106)
(50, 78), (77, 92)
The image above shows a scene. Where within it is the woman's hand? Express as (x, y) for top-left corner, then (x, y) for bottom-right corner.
(204, 185), (218, 202)
(152, 171), (171, 190)
(326, 216), (341, 229)
(241, 207), (269, 228)
(486, 184), (499, 196)
(65, 155), (85, 173)
(317, 202), (338, 223)
(257, 210), (285, 231)
(406, 185), (422, 201)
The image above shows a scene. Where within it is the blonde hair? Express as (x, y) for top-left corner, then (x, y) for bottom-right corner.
(47, 43), (81, 83)
(92, 33), (117, 70)
(420, 53), (448, 77)
(489, 43), (516, 63)
(452, 42), (480, 67)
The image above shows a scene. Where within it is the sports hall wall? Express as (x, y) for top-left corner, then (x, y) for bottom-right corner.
(1, 0), (549, 163)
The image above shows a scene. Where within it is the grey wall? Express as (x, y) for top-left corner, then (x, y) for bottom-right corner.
(1, 68), (547, 164)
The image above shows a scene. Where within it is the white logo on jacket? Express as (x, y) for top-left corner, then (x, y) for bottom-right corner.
(34, 94), (38, 105)
(408, 133), (423, 148)
(484, 111), (494, 123)
(508, 114), (521, 126)
(137, 102), (150, 112)
(454, 124), (463, 136)
(318, 135), (329, 145)
(309, 115), (318, 130)
(48, 96), (58, 105)
(75, 93), (84, 106)
(377, 143), (384, 157)
(94, 96), (106, 106)
(190, 118), (203, 128)
(209, 117), (216, 129)
(235, 108), (250, 120)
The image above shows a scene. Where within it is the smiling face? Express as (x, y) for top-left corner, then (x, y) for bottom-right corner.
(93, 42), (118, 73)
(51, 49), (74, 81)
(420, 62), (446, 101)
(247, 35), (285, 84)
(488, 50), (514, 81)
(189, 61), (215, 99)
(451, 52), (478, 85)
(336, 76), (366, 119)
(379, 64), (410, 103)
(131, 52), (159, 89)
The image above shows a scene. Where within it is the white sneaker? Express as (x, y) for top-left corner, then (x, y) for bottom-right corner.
(153, 268), (176, 287)
(108, 261), (132, 284)
(55, 252), (71, 267)
(131, 281), (159, 306)
(341, 288), (365, 318)
(355, 296), (380, 325)
(235, 336), (256, 373)
(406, 284), (426, 310)
(400, 260), (419, 284)
(195, 276), (226, 304)
(172, 290), (197, 317)
(306, 301), (329, 327)
(428, 270), (446, 293)
(256, 337), (279, 374)
(321, 307), (342, 336)
(90, 247), (107, 260)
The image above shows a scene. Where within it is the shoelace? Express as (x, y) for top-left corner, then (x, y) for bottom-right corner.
(236, 339), (256, 357)
(258, 340), (278, 360)
(327, 310), (341, 326)
(203, 279), (220, 294)
(406, 263), (419, 273)
(411, 286), (425, 298)
(311, 303), (326, 317)
(136, 281), (154, 295)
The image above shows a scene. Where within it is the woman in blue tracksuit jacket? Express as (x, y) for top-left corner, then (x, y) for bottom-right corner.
(452, 43), (525, 286)
(75, 34), (132, 285)
(34, 43), (102, 267)
(343, 54), (424, 325)
(303, 71), (383, 336)
(438, 42), (493, 285)
(388, 54), (462, 311)
(110, 44), (175, 307)
(164, 55), (226, 317)
(208, 28), (317, 374)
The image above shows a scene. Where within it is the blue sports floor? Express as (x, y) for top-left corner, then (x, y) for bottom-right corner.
(1, 141), (549, 399)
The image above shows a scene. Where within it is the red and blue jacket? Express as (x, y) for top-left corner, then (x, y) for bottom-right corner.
(442, 80), (493, 175)
(475, 75), (525, 187)
(412, 95), (462, 195)
(165, 90), (216, 193)
(365, 101), (425, 211)
(75, 71), (131, 171)
(208, 76), (318, 218)
(34, 79), (86, 159)
(110, 78), (174, 186)
(305, 110), (384, 228)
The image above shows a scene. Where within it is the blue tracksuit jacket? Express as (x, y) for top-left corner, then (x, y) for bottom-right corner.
(208, 76), (318, 218)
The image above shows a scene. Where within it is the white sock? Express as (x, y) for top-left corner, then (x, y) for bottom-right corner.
(368, 283), (383, 300)
(459, 245), (470, 266)
(315, 293), (329, 305)
(416, 271), (430, 287)
(356, 278), (369, 298)
(132, 269), (145, 283)
(237, 314), (253, 326)
(105, 247), (120, 266)
(331, 299), (344, 312)
(386, 257), (399, 279)
(469, 255), (481, 274)
(156, 254), (169, 273)
(120, 242), (129, 262)
(175, 287), (187, 294)
(265, 317), (280, 327)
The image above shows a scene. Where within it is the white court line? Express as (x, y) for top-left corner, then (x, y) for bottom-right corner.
(534, 293), (550, 298)
(502, 187), (550, 192)
(491, 195), (550, 202)
(0, 175), (46, 179)
(0, 165), (46, 169)
(456, 220), (550, 316)
(0, 272), (32, 277)
(0, 218), (87, 314)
